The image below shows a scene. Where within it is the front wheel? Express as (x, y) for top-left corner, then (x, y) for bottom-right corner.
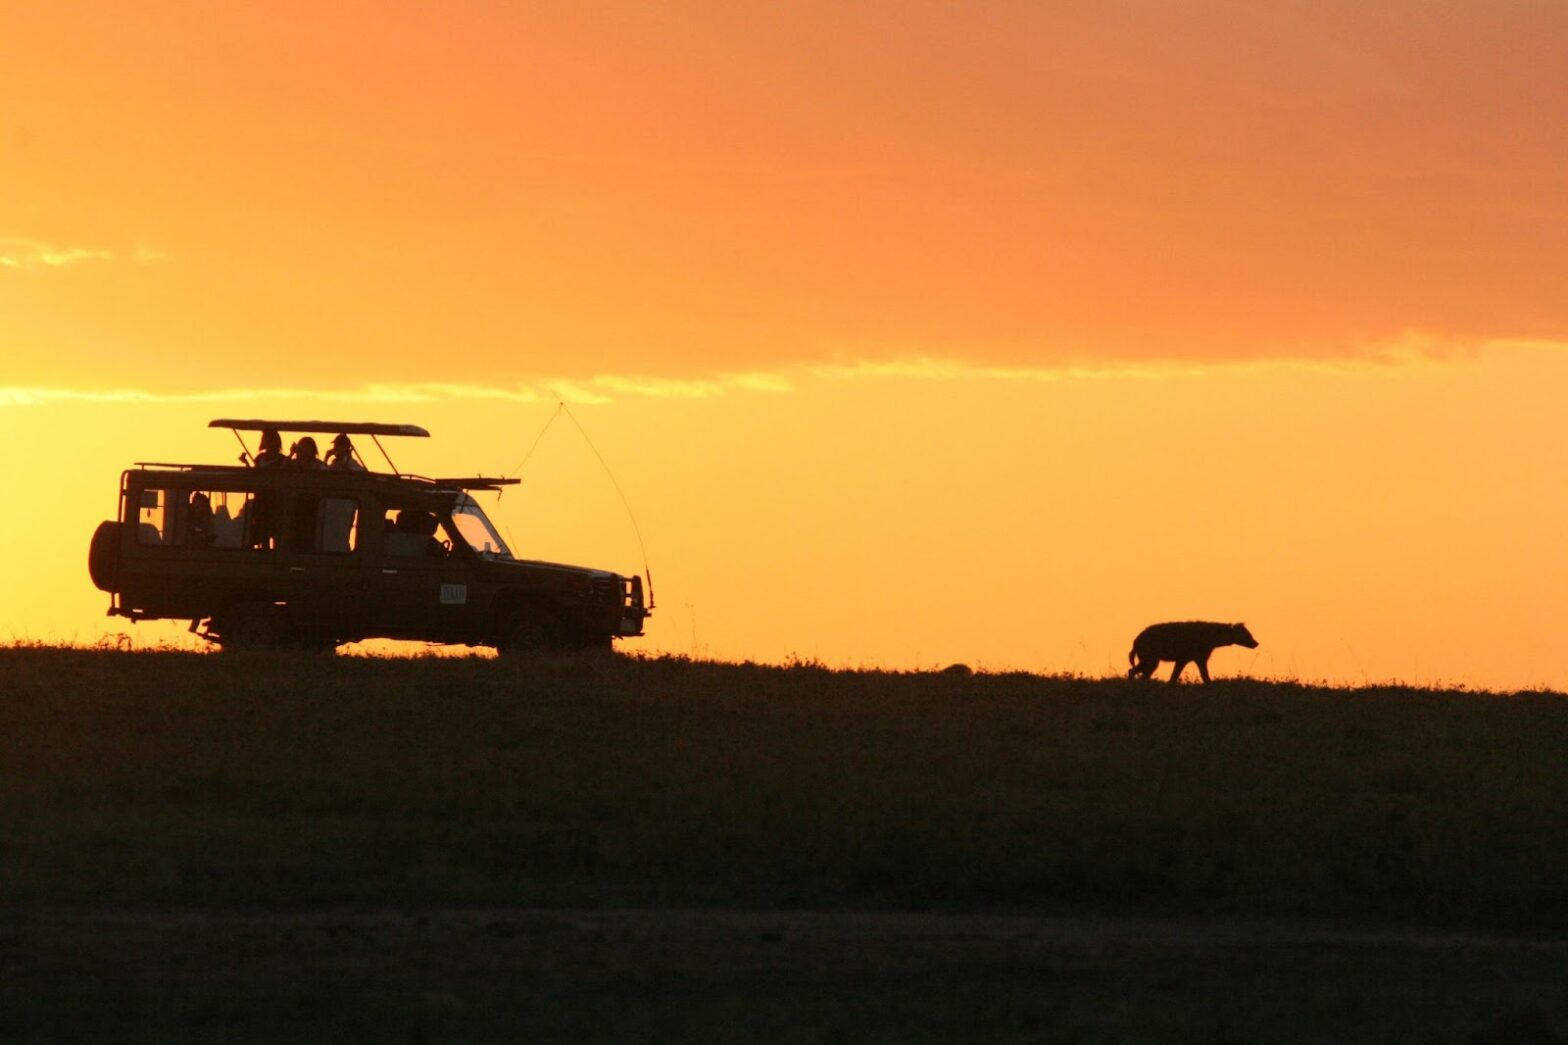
(495, 611), (568, 658)
(215, 601), (286, 652)
(288, 636), (340, 655)
(569, 632), (614, 654)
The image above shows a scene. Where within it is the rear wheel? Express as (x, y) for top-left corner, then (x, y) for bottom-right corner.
(215, 601), (286, 652)
(495, 610), (568, 658)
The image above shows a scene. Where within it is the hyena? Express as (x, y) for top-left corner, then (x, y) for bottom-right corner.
(1127, 621), (1258, 683)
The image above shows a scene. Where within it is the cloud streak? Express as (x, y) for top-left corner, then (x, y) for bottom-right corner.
(588, 372), (796, 399)
(0, 383), (539, 408)
(0, 371), (795, 408)
(0, 236), (168, 271)
(1, 340), (1559, 410)
(806, 333), (1518, 384)
(0, 237), (115, 271)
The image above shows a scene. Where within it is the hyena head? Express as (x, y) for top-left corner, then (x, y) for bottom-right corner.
(1231, 623), (1259, 649)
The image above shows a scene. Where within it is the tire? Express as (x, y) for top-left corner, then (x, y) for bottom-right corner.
(88, 521), (122, 592)
(288, 636), (340, 655)
(495, 610), (568, 658)
(215, 600), (286, 652)
(570, 632), (615, 654)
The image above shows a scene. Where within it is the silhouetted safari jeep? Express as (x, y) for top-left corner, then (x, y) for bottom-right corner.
(87, 419), (651, 655)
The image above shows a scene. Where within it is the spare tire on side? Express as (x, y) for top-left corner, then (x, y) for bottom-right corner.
(87, 521), (122, 592)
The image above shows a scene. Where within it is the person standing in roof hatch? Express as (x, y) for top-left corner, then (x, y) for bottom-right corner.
(289, 436), (326, 469)
(326, 433), (365, 471)
(254, 429), (286, 468)
(247, 429), (285, 548)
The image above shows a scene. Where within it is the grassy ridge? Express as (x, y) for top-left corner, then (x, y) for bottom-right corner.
(5, 648), (1568, 927)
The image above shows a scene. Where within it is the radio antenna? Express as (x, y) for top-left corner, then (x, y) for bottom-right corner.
(507, 402), (564, 477)
(561, 403), (657, 611)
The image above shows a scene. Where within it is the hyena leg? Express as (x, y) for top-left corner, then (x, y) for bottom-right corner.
(1197, 657), (1211, 683)
(1169, 661), (1189, 683)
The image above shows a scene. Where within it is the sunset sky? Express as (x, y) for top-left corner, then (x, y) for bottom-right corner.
(3, 2), (1566, 687)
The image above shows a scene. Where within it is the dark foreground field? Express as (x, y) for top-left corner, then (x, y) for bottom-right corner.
(4, 648), (1567, 1042)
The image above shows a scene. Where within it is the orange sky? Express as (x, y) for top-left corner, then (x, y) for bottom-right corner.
(3, 3), (1567, 687)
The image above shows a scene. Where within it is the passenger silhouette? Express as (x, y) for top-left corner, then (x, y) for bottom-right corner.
(385, 510), (444, 559)
(248, 429), (285, 548)
(187, 492), (214, 546)
(253, 429), (286, 469)
(290, 436), (326, 469)
(246, 491), (279, 549)
(326, 433), (365, 471)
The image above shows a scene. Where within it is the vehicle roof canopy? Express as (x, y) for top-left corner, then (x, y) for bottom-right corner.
(208, 419), (430, 437)
(128, 462), (517, 493)
(432, 477), (519, 490)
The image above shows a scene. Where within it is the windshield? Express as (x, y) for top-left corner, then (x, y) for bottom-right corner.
(449, 494), (513, 559)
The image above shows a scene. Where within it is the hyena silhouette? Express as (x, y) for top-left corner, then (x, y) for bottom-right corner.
(1127, 621), (1258, 683)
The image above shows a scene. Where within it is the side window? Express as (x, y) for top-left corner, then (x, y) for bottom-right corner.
(184, 489), (264, 549)
(313, 497), (359, 554)
(382, 507), (446, 560)
(135, 489), (167, 545)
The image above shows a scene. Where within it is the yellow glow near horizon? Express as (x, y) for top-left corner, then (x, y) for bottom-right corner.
(4, 344), (1567, 689)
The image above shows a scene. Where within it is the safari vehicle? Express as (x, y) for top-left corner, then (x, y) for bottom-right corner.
(86, 419), (651, 654)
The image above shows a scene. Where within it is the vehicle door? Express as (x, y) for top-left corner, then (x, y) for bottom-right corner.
(117, 482), (196, 616)
(372, 504), (480, 641)
(279, 490), (373, 638)
(120, 480), (279, 619)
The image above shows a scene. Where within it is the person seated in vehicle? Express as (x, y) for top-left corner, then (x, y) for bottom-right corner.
(289, 436), (326, 468)
(239, 480), (283, 549)
(209, 499), (242, 548)
(186, 492), (215, 546)
(253, 429), (286, 469)
(384, 510), (445, 559)
(241, 487), (281, 550)
(326, 433), (365, 471)
(406, 511), (446, 558)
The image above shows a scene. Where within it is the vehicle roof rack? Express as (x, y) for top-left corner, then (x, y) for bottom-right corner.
(429, 476), (521, 491)
(208, 419), (431, 437)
